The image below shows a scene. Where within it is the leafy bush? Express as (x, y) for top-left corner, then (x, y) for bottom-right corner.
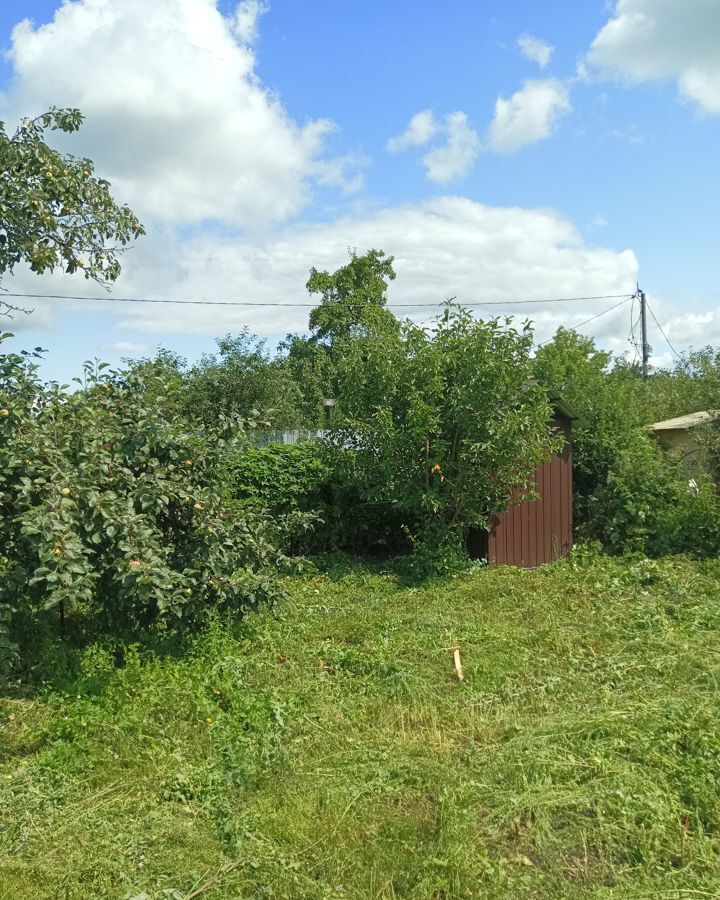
(330, 305), (559, 539)
(395, 520), (475, 580)
(534, 330), (645, 534)
(0, 335), (303, 662)
(224, 441), (413, 555)
(225, 442), (332, 513)
(651, 479), (720, 558)
(580, 428), (720, 558)
(579, 431), (673, 553)
(534, 329), (720, 557)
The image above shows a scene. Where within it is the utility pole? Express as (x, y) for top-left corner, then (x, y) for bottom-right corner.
(639, 289), (649, 380)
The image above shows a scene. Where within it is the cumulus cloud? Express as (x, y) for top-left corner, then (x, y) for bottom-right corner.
(586, 0), (720, 114)
(3, 197), (636, 344)
(0, 0), (360, 227)
(390, 81), (569, 178)
(386, 110), (438, 152)
(517, 34), (554, 69)
(421, 113), (480, 183)
(642, 304), (719, 352)
(536, 297), (720, 362)
(16, 200), (718, 358)
(387, 110), (480, 183)
(488, 79), (571, 153)
(232, 0), (268, 45)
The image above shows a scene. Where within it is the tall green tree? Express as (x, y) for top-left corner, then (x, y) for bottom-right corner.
(307, 248), (398, 345)
(0, 107), (144, 314)
(281, 249), (399, 425)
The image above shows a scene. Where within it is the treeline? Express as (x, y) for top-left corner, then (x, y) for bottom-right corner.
(130, 250), (720, 559)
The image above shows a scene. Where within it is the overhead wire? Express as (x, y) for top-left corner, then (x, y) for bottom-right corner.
(0, 290), (634, 309)
(0, 287), (638, 351)
(535, 295), (635, 347)
(628, 294), (643, 363)
(645, 299), (682, 360)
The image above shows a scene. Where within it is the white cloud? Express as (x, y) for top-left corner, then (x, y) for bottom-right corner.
(387, 110), (480, 183)
(390, 81), (569, 178)
(488, 79), (571, 153)
(422, 113), (480, 183)
(517, 34), (554, 69)
(387, 110), (438, 152)
(232, 0), (268, 45)
(0, 0), (360, 228)
(586, 0), (720, 114)
(3, 197), (637, 346)
(17, 202), (720, 358)
(537, 299), (720, 361)
(602, 297), (720, 362)
(107, 341), (151, 356)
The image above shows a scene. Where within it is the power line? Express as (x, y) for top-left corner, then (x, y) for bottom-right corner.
(1, 287), (638, 350)
(535, 295), (634, 347)
(0, 290), (634, 309)
(628, 294), (643, 363)
(646, 299), (682, 360)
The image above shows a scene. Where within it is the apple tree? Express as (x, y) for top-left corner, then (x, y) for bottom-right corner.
(0, 107), (144, 316)
(0, 335), (311, 669)
(327, 304), (560, 555)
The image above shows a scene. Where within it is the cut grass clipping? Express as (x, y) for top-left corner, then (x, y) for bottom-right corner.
(2, 552), (720, 898)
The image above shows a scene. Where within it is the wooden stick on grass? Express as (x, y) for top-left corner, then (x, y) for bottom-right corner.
(441, 646), (465, 681)
(453, 648), (465, 681)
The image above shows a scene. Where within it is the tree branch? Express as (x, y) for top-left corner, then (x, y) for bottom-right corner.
(0, 298), (33, 318)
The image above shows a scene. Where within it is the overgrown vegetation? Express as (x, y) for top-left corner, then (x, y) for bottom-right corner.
(0, 335), (309, 672)
(118, 251), (720, 564)
(534, 329), (720, 555)
(2, 102), (720, 897)
(3, 554), (720, 898)
(329, 304), (560, 545)
(224, 442), (414, 556)
(4, 248), (720, 669)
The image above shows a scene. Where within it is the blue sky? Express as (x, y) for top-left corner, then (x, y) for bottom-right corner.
(1, 0), (720, 382)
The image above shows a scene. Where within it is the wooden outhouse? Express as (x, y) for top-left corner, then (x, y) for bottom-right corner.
(468, 398), (576, 568)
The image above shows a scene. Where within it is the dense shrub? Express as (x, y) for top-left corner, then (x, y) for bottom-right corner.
(651, 479), (720, 558)
(224, 442), (414, 555)
(225, 442), (332, 513)
(579, 431), (673, 553)
(330, 306), (559, 537)
(0, 336), (307, 663)
(580, 429), (720, 557)
(535, 329), (720, 557)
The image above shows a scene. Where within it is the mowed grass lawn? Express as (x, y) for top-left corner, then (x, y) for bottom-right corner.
(2, 554), (720, 899)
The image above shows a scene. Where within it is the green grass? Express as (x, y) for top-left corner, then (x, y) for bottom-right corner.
(3, 553), (720, 898)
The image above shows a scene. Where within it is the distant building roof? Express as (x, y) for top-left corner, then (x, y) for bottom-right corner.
(649, 411), (717, 432)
